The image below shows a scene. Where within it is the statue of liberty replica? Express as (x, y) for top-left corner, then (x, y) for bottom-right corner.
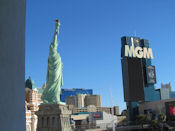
(41, 19), (64, 104)
(36, 20), (71, 131)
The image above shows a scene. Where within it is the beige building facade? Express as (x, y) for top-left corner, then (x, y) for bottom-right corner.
(66, 94), (87, 108)
(71, 105), (119, 116)
(66, 94), (119, 116)
(66, 94), (102, 108)
(139, 97), (175, 114)
(25, 87), (43, 131)
(85, 95), (101, 107)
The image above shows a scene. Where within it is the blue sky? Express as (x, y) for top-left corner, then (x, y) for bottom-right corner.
(26, 0), (175, 113)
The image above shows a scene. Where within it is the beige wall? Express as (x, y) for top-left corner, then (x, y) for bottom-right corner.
(66, 94), (87, 108)
(139, 98), (175, 114)
(85, 95), (101, 107)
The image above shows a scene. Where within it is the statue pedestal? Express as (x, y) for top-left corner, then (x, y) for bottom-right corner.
(36, 104), (71, 131)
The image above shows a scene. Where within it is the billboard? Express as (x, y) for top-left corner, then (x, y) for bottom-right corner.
(165, 101), (175, 121)
(90, 112), (103, 120)
(146, 66), (156, 84)
(170, 107), (175, 116)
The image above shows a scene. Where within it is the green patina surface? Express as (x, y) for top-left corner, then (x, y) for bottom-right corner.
(41, 20), (64, 104)
(37, 88), (44, 94)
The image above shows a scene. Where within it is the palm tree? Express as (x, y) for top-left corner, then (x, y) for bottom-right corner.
(136, 114), (147, 129)
(150, 119), (160, 131)
(158, 113), (166, 131)
(158, 113), (166, 123)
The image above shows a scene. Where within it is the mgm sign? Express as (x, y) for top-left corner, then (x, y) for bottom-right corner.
(124, 45), (153, 59)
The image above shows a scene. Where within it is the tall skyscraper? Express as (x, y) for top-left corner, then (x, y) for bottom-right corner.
(121, 36), (158, 121)
(121, 36), (158, 102)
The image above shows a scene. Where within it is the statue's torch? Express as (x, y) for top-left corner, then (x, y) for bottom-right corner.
(55, 19), (60, 34)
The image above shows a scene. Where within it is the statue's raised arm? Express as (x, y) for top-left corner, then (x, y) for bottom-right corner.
(51, 20), (60, 52)
(55, 20), (60, 34)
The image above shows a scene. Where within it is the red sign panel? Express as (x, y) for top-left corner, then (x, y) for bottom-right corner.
(170, 107), (175, 116)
